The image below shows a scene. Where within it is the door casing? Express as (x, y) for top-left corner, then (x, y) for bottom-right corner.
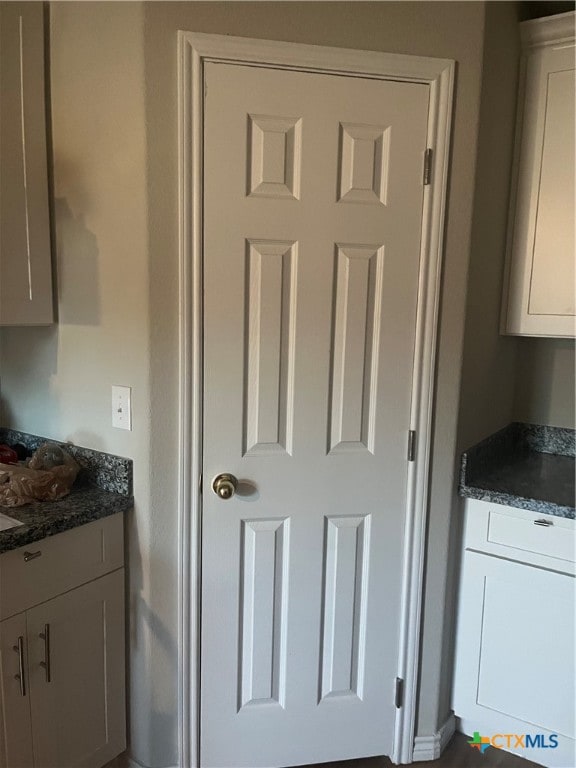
(177, 31), (454, 768)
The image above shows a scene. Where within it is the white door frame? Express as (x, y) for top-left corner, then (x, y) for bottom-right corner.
(177, 31), (454, 768)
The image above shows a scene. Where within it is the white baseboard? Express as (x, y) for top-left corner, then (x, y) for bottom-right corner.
(126, 715), (456, 768)
(412, 712), (456, 761)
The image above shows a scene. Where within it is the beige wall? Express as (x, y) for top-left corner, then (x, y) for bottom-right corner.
(514, 339), (576, 428)
(457, 2), (520, 455)
(0, 3), (488, 766)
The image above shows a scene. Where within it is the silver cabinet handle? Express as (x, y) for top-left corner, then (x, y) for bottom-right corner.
(39, 624), (51, 683)
(534, 519), (553, 527)
(23, 550), (42, 562)
(13, 636), (26, 696)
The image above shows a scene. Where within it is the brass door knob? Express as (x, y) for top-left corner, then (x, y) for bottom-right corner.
(212, 473), (238, 499)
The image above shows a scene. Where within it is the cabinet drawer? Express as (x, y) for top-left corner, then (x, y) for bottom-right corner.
(0, 513), (123, 619)
(464, 499), (575, 573)
(488, 509), (574, 562)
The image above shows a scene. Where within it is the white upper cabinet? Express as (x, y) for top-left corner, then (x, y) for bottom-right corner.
(502, 12), (575, 338)
(0, 2), (54, 326)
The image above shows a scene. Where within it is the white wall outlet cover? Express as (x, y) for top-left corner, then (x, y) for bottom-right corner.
(112, 385), (132, 430)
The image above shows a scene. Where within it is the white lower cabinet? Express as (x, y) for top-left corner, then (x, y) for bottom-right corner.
(0, 515), (126, 768)
(453, 500), (576, 768)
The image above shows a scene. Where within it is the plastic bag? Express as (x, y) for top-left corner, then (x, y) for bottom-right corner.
(0, 443), (80, 508)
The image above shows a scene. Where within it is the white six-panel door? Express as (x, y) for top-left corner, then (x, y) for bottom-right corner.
(201, 62), (430, 768)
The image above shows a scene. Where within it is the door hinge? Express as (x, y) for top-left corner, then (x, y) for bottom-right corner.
(395, 677), (404, 709)
(423, 148), (433, 185)
(408, 430), (416, 462)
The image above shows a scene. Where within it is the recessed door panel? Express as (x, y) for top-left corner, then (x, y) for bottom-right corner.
(329, 244), (385, 454)
(244, 239), (297, 456)
(338, 123), (391, 205)
(320, 515), (371, 701)
(248, 114), (302, 199)
(239, 518), (289, 709)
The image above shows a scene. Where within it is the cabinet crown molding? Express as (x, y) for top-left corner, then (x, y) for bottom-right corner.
(521, 11), (575, 48)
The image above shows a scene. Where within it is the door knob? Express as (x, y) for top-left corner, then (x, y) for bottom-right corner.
(212, 473), (238, 499)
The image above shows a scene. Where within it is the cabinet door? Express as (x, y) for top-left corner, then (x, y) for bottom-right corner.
(0, 613), (34, 768)
(504, 30), (575, 337)
(0, 1), (53, 326)
(453, 551), (575, 768)
(26, 569), (126, 768)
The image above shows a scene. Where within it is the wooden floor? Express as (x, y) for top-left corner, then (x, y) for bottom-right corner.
(106, 733), (544, 768)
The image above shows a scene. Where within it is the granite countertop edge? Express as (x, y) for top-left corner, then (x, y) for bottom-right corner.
(459, 483), (575, 520)
(0, 489), (134, 554)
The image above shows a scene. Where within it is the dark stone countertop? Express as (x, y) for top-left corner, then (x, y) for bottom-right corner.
(0, 487), (133, 554)
(0, 428), (133, 554)
(459, 422), (575, 519)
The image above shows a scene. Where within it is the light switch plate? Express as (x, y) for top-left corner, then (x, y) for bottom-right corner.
(112, 385), (132, 430)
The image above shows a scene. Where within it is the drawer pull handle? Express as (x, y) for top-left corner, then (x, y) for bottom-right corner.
(23, 550), (42, 562)
(13, 636), (26, 697)
(39, 624), (51, 683)
(534, 519), (553, 527)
